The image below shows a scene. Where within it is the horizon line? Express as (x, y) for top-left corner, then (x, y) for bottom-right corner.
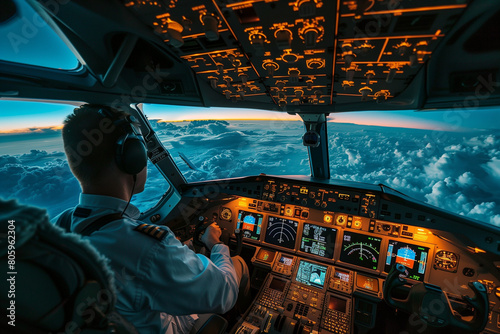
(0, 118), (455, 134)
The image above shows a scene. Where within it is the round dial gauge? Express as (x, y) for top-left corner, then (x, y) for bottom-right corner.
(434, 250), (459, 272)
(220, 207), (232, 221)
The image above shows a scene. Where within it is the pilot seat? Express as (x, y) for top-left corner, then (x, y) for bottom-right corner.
(0, 199), (228, 334)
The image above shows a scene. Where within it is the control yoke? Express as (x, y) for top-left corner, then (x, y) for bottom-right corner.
(383, 264), (489, 333)
(193, 216), (243, 256)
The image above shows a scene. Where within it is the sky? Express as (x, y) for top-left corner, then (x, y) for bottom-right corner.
(1, 99), (500, 133)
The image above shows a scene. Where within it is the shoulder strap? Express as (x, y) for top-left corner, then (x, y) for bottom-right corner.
(55, 208), (75, 233)
(76, 213), (125, 237)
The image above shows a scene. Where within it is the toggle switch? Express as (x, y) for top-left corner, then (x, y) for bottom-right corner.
(298, 0), (316, 17)
(303, 27), (319, 48)
(238, 72), (248, 85)
(289, 69), (300, 83)
(202, 14), (219, 41)
(275, 29), (292, 50)
(386, 66), (398, 83)
(208, 76), (218, 89)
(359, 86), (372, 101)
(263, 62), (279, 78)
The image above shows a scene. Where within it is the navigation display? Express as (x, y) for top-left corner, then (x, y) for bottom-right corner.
(300, 223), (337, 259)
(237, 210), (263, 240)
(264, 216), (298, 249)
(384, 240), (429, 281)
(295, 260), (328, 289)
(339, 231), (382, 270)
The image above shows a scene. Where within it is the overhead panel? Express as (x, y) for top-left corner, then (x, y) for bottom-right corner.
(120, 0), (468, 109)
(334, 0), (467, 105)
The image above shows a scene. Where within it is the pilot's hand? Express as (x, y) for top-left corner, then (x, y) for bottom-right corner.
(201, 223), (222, 251)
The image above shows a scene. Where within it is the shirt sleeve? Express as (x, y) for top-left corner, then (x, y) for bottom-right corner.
(139, 231), (240, 315)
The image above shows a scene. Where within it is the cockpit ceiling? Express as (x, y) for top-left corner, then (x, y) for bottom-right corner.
(120, 0), (467, 110)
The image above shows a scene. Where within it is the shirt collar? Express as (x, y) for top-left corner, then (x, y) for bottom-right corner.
(79, 193), (141, 219)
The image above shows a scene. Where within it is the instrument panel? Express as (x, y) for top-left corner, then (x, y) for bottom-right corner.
(179, 175), (500, 333)
(229, 199), (435, 282)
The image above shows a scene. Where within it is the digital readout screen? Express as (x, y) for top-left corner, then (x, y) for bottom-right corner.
(237, 210), (263, 240)
(300, 223), (337, 259)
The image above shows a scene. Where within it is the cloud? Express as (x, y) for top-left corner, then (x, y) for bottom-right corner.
(0, 155), (21, 166)
(0, 156), (80, 217)
(327, 126), (499, 224)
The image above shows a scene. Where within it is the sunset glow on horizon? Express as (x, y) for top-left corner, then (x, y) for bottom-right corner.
(0, 100), (499, 133)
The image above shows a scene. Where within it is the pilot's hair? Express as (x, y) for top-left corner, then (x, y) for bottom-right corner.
(62, 104), (129, 184)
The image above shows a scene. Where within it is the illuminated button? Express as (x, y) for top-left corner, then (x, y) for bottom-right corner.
(324, 214), (333, 223)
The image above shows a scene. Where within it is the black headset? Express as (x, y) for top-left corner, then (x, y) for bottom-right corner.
(98, 108), (148, 175)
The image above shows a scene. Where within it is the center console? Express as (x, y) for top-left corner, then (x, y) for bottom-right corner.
(237, 251), (356, 334)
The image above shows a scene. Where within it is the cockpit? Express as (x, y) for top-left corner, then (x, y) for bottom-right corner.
(1, 0), (500, 333)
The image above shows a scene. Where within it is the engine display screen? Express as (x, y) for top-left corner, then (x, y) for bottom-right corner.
(356, 274), (379, 292)
(264, 216), (298, 250)
(384, 240), (429, 281)
(295, 260), (328, 289)
(339, 231), (382, 270)
(300, 223), (337, 259)
(237, 210), (263, 240)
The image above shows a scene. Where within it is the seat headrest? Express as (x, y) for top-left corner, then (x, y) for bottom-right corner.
(0, 198), (136, 333)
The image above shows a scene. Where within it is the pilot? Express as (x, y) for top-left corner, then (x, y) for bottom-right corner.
(52, 104), (249, 334)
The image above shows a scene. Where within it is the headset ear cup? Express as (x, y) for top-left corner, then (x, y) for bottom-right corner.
(116, 135), (148, 175)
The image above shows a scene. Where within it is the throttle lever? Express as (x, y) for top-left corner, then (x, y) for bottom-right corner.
(193, 216), (211, 247)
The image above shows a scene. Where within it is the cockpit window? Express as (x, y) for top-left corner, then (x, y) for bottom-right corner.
(0, 100), (170, 217)
(328, 109), (500, 226)
(0, 0), (79, 70)
(143, 104), (309, 182)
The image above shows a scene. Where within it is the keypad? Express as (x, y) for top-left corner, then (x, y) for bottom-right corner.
(257, 288), (285, 309)
(322, 309), (350, 334)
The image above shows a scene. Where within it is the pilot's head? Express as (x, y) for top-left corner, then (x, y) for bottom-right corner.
(62, 104), (147, 196)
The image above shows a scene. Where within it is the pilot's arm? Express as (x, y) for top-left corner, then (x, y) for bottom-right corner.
(139, 224), (240, 315)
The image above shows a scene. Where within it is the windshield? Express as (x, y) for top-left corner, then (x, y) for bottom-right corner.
(328, 109), (500, 226)
(0, 101), (170, 217)
(144, 105), (309, 181)
(145, 104), (500, 226)
(1, 101), (498, 225)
